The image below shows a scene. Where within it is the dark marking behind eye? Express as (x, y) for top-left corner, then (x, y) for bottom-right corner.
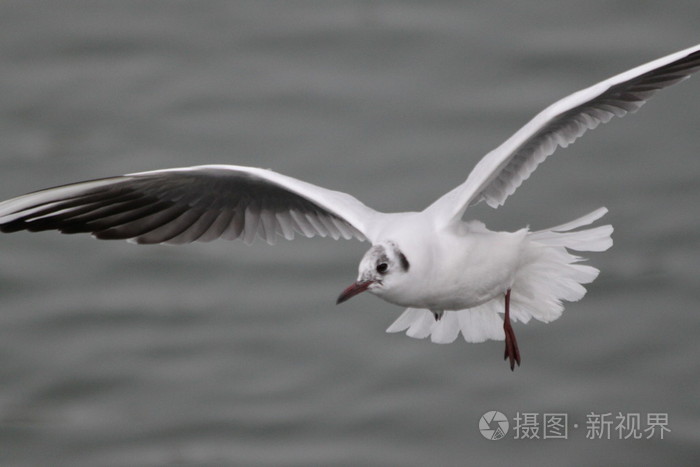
(398, 252), (410, 272)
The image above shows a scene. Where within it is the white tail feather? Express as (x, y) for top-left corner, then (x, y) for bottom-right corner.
(537, 206), (608, 232)
(386, 208), (613, 344)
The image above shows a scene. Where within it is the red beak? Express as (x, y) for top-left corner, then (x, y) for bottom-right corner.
(336, 280), (373, 304)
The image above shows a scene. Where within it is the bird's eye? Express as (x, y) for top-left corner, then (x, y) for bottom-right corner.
(376, 263), (388, 274)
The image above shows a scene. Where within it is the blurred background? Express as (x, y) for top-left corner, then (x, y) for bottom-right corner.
(0, 1), (699, 466)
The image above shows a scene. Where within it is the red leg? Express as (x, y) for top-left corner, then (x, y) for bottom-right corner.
(503, 289), (521, 370)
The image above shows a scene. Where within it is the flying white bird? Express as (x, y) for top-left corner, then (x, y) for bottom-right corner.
(1, 45), (699, 370)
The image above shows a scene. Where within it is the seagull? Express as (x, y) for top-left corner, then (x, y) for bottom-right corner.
(1, 45), (699, 370)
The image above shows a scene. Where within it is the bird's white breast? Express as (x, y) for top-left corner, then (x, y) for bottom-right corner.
(375, 217), (527, 311)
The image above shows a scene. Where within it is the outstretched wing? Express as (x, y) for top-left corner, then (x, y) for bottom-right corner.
(427, 44), (700, 223)
(0, 165), (382, 245)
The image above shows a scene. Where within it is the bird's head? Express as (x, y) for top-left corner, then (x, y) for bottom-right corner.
(336, 241), (410, 304)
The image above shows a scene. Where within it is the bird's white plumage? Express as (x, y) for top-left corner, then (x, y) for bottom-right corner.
(0, 45), (698, 361)
(386, 208), (610, 344)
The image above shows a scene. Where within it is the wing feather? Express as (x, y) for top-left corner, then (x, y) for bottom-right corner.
(427, 44), (700, 223)
(0, 165), (381, 245)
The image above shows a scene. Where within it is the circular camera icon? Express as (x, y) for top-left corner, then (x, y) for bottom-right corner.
(479, 411), (509, 440)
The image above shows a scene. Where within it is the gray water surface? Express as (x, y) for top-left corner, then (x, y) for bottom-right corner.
(1, 2), (699, 466)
